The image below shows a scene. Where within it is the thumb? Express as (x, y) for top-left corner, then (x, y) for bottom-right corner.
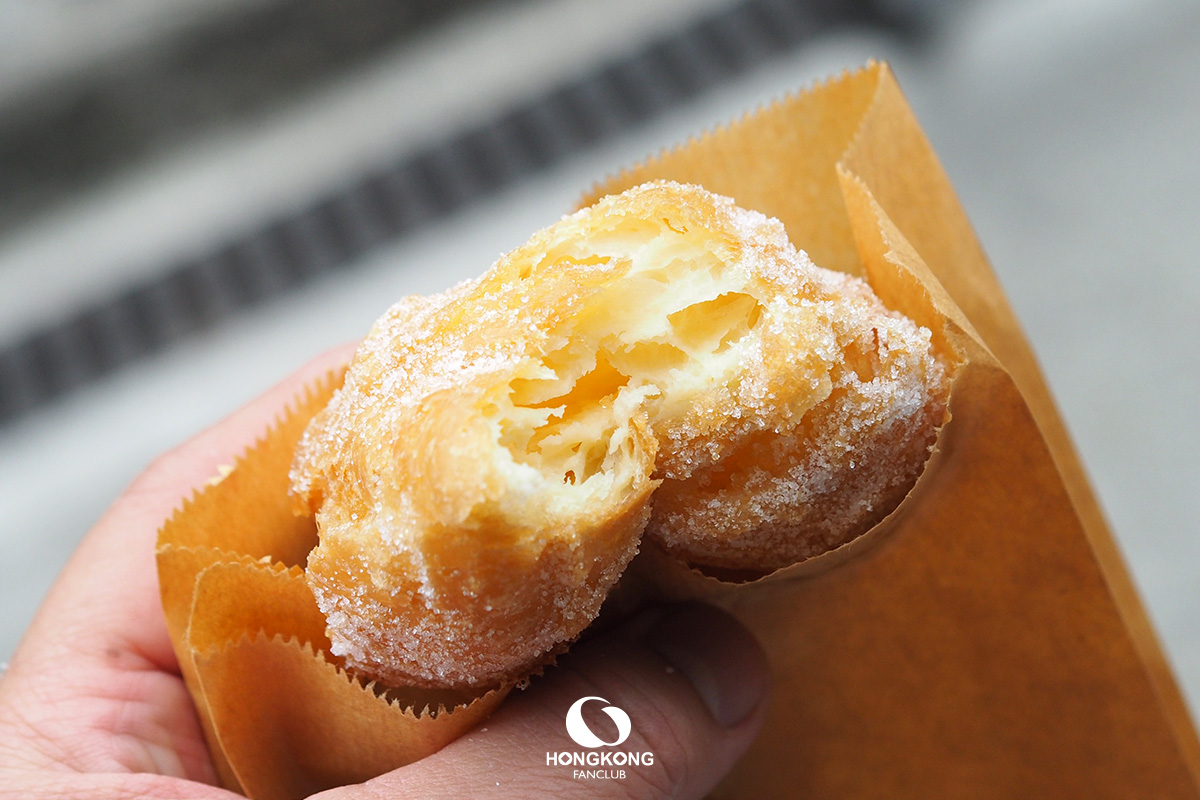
(318, 603), (770, 799)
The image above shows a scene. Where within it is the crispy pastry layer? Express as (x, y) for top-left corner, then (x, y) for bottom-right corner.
(290, 181), (948, 689)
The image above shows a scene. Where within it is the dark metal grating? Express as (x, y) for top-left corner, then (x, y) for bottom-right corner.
(0, 0), (516, 236)
(0, 0), (903, 426)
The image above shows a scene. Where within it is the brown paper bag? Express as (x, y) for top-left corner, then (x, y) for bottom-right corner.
(585, 61), (1200, 798)
(157, 373), (510, 799)
(157, 61), (1200, 798)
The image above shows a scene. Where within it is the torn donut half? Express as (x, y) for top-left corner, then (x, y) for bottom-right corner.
(289, 180), (949, 690)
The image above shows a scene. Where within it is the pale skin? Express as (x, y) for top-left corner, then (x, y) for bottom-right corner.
(0, 346), (770, 799)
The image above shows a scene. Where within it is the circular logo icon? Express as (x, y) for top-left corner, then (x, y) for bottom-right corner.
(565, 696), (632, 748)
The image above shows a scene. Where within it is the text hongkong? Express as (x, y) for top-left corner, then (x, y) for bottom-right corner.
(547, 750), (655, 767)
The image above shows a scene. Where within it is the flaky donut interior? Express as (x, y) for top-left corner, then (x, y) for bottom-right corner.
(485, 221), (763, 508)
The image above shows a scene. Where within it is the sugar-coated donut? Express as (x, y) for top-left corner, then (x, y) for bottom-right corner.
(289, 181), (948, 690)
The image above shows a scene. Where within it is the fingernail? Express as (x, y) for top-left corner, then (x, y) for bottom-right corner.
(643, 603), (769, 728)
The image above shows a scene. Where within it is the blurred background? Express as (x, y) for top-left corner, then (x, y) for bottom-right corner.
(0, 0), (1196, 721)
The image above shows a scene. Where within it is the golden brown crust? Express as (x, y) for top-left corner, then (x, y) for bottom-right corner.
(290, 181), (948, 689)
(646, 332), (947, 571)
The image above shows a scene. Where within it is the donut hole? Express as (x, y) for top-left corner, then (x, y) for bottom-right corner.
(844, 327), (881, 383)
(500, 355), (639, 490)
(667, 292), (762, 357)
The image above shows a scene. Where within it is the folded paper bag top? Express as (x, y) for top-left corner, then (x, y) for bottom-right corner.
(156, 61), (1200, 800)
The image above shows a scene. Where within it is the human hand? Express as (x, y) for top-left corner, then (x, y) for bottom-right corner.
(0, 347), (770, 799)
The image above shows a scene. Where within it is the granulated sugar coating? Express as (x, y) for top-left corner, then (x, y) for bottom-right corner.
(289, 181), (949, 690)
